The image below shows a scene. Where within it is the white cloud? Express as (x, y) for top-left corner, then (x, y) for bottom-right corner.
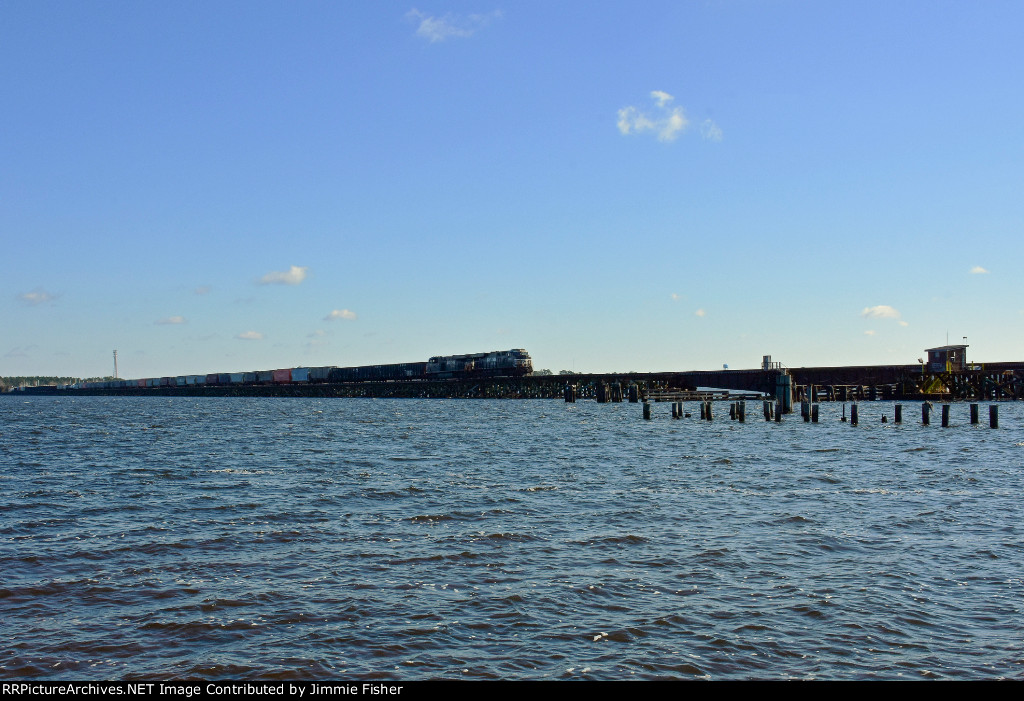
(236, 331), (264, 340)
(617, 91), (690, 142)
(670, 293), (681, 301)
(651, 90), (673, 108)
(969, 266), (989, 274)
(156, 316), (186, 325)
(259, 265), (308, 285)
(864, 330), (876, 336)
(700, 118), (723, 142)
(17, 288), (57, 305)
(406, 8), (502, 42)
(325, 309), (357, 321)
(861, 305), (902, 320)
(899, 321), (909, 327)
(695, 308), (706, 317)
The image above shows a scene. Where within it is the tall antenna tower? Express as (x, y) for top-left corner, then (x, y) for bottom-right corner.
(113, 350), (118, 379)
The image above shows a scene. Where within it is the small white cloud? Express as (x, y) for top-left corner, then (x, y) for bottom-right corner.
(325, 309), (357, 321)
(670, 293), (681, 301)
(406, 8), (502, 42)
(617, 92), (689, 143)
(17, 288), (57, 306)
(651, 90), (673, 108)
(236, 331), (264, 340)
(864, 330), (876, 336)
(969, 266), (989, 274)
(259, 265), (308, 285)
(155, 316), (186, 325)
(194, 285), (212, 295)
(861, 305), (901, 320)
(700, 119), (723, 142)
(695, 308), (706, 317)
(899, 321), (909, 327)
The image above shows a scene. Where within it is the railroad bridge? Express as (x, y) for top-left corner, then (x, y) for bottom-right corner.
(21, 361), (1022, 402)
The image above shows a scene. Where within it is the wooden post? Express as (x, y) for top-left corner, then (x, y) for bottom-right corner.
(705, 401), (713, 421)
(628, 384), (639, 403)
(643, 401), (651, 420)
(922, 402), (931, 426)
(941, 404), (950, 427)
(990, 404), (998, 429)
(763, 400), (771, 421)
(970, 403), (979, 424)
(841, 403), (847, 422)
(774, 401), (782, 422)
(738, 400), (745, 423)
(564, 384), (575, 403)
(894, 404), (902, 424)
(729, 403), (737, 420)
(851, 403), (859, 426)
(811, 404), (819, 423)
(700, 401), (706, 420)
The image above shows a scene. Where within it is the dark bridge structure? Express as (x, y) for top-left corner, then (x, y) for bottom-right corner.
(16, 361), (1023, 403)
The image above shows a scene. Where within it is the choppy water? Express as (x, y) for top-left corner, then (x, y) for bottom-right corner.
(1, 396), (1022, 680)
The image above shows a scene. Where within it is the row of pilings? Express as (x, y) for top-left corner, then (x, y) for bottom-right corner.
(637, 397), (1002, 428)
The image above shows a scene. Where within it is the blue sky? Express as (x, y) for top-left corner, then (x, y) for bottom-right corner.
(3, 1), (1022, 378)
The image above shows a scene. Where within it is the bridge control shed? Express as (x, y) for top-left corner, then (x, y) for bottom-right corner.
(925, 344), (968, 372)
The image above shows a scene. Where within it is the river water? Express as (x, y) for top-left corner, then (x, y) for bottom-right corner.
(1, 396), (1022, 680)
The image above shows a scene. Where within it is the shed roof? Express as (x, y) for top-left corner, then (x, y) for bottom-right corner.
(925, 344), (968, 352)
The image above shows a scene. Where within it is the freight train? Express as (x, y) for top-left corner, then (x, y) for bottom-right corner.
(56, 349), (533, 390)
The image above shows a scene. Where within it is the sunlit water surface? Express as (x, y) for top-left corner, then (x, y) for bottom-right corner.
(1, 396), (1022, 680)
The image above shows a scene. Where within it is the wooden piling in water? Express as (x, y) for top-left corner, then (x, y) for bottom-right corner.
(564, 384), (576, 403)
(811, 404), (819, 422)
(922, 402), (931, 426)
(895, 404), (902, 424)
(738, 400), (745, 423)
(705, 401), (713, 421)
(763, 400), (771, 421)
(643, 401), (651, 420)
(941, 404), (950, 427)
(851, 403), (859, 426)
(628, 384), (639, 403)
(730, 403), (737, 420)
(775, 401), (782, 422)
(990, 404), (998, 429)
(970, 403), (979, 424)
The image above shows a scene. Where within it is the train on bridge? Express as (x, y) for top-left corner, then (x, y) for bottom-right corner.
(43, 349), (534, 392)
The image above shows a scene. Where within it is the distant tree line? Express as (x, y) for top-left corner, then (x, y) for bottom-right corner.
(1, 376), (115, 391)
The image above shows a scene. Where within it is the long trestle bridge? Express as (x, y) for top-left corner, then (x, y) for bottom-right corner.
(18, 362), (1024, 403)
